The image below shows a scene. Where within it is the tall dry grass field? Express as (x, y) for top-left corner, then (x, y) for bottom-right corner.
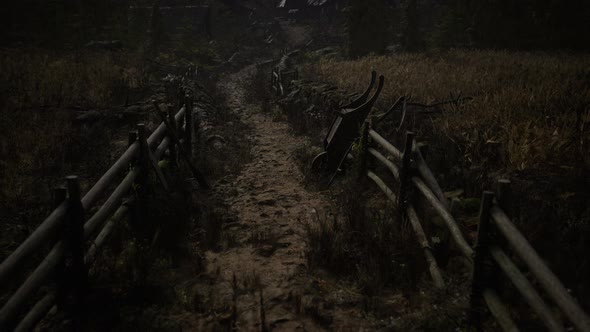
(0, 48), (145, 257)
(305, 50), (590, 172)
(303, 50), (590, 312)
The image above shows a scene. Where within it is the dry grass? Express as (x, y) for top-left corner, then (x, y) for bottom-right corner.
(0, 48), (145, 209)
(304, 185), (421, 296)
(302, 50), (590, 314)
(0, 48), (144, 108)
(304, 50), (590, 172)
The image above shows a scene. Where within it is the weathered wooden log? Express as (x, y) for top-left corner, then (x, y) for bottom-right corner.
(86, 202), (131, 265)
(0, 203), (67, 286)
(367, 171), (397, 203)
(155, 103), (210, 189)
(0, 105), (187, 328)
(368, 148), (400, 181)
(0, 239), (65, 329)
(489, 246), (564, 332)
(369, 129), (402, 160)
(185, 97), (193, 158)
(14, 292), (56, 332)
(406, 205), (445, 288)
(491, 207), (590, 332)
(412, 176), (473, 260)
(83, 169), (138, 240)
(482, 289), (520, 332)
(154, 137), (171, 159)
(412, 145), (450, 210)
(470, 191), (495, 328)
(398, 132), (415, 211)
(355, 121), (370, 183)
(59, 176), (88, 329)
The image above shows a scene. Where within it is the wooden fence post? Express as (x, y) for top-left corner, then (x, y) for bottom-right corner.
(137, 124), (150, 184)
(496, 179), (512, 219)
(417, 142), (429, 160)
(53, 186), (67, 211)
(469, 191), (495, 328)
(398, 132), (415, 221)
(128, 131), (137, 148)
(167, 108), (178, 167)
(272, 69), (276, 94)
(185, 96), (193, 159)
(128, 131), (137, 170)
(133, 124), (151, 235)
(278, 70), (284, 96)
(60, 176), (88, 329)
(356, 120), (370, 183)
(176, 90), (185, 130)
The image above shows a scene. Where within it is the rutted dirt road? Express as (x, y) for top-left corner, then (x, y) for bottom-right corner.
(203, 64), (332, 330)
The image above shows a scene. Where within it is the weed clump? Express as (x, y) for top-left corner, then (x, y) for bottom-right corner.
(305, 183), (420, 297)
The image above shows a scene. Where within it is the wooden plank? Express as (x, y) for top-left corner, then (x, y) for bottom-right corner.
(0, 105), (187, 326)
(368, 148), (400, 180)
(82, 105), (183, 209)
(470, 191), (495, 327)
(0, 203), (67, 286)
(146, 106), (185, 148)
(14, 292), (56, 332)
(483, 289), (520, 332)
(368, 129), (402, 160)
(366, 169), (444, 289)
(491, 207), (590, 331)
(80, 143), (139, 209)
(148, 146), (170, 191)
(154, 137), (171, 159)
(496, 179), (512, 219)
(0, 241), (65, 329)
(489, 246), (565, 332)
(355, 120), (369, 182)
(367, 170), (397, 202)
(155, 103), (210, 189)
(412, 176), (474, 260)
(83, 169), (138, 240)
(185, 97), (193, 158)
(86, 203), (130, 265)
(412, 146), (450, 210)
(398, 132), (414, 209)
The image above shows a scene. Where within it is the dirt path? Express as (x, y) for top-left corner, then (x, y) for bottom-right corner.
(193, 64), (335, 330)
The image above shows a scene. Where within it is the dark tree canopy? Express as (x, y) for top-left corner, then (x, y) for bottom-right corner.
(347, 0), (391, 57)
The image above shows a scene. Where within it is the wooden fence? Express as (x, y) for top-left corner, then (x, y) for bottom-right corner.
(271, 67), (299, 97)
(353, 121), (590, 331)
(0, 90), (208, 331)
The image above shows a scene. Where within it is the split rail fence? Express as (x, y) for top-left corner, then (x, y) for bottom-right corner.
(354, 121), (590, 331)
(271, 67), (299, 97)
(0, 93), (207, 331)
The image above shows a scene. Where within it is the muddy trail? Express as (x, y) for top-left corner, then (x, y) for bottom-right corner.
(181, 65), (371, 330)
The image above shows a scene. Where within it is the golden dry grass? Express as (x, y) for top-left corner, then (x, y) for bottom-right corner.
(0, 48), (145, 208)
(0, 49), (145, 108)
(304, 50), (590, 171)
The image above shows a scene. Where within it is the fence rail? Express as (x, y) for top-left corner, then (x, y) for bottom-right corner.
(0, 89), (206, 330)
(354, 120), (590, 331)
(271, 67), (299, 97)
